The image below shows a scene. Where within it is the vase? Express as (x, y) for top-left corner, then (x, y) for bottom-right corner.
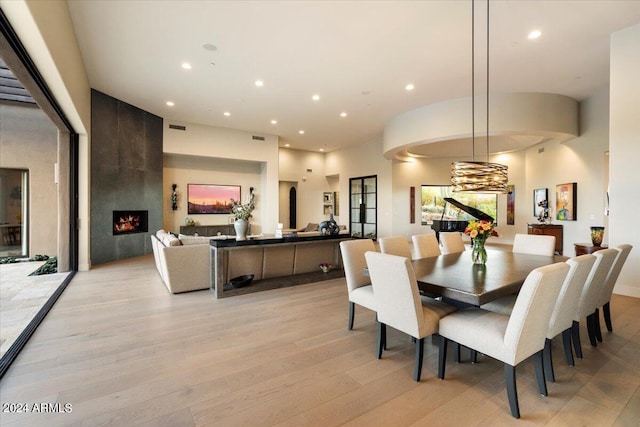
(590, 226), (605, 246)
(471, 238), (487, 265)
(234, 219), (248, 241)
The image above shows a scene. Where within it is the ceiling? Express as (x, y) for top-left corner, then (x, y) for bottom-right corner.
(66, 1), (640, 154)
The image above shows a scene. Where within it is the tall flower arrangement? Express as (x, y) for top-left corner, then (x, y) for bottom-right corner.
(464, 219), (498, 265)
(230, 187), (255, 221)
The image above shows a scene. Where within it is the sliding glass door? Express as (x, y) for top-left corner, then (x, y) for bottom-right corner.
(0, 168), (28, 258)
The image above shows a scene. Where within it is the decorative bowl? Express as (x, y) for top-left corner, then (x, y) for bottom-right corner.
(319, 263), (333, 273)
(229, 274), (254, 288)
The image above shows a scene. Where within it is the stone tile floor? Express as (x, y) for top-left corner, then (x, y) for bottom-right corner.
(0, 261), (69, 357)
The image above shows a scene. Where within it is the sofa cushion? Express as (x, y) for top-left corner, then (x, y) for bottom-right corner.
(179, 234), (210, 246)
(162, 233), (181, 247)
(303, 223), (318, 232)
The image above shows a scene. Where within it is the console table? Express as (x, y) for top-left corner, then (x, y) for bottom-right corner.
(180, 224), (235, 236)
(574, 243), (608, 256)
(209, 234), (352, 298)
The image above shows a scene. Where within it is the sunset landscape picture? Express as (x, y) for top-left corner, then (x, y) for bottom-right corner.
(187, 184), (240, 214)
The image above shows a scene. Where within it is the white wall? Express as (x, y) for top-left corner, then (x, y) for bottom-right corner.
(525, 88), (610, 256)
(0, 104), (58, 255)
(325, 138), (393, 238)
(279, 148), (335, 228)
(609, 23), (640, 297)
(163, 121), (279, 234)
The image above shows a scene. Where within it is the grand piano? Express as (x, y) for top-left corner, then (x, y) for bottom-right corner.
(431, 197), (495, 241)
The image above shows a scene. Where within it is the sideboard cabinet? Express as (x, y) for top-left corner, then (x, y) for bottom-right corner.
(527, 224), (563, 255)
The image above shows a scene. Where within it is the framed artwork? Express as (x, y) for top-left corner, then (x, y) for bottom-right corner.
(323, 192), (333, 204)
(506, 185), (515, 225)
(420, 185), (498, 225)
(556, 182), (577, 221)
(187, 184), (240, 214)
(533, 188), (548, 217)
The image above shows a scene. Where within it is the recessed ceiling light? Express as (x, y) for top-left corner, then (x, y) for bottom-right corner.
(320, 148), (324, 152)
(181, 62), (192, 70)
(285, 143), (290, 147)
(223, 112), (231, 117)
(405, 83), (415, 91)
(299, 130), (305, 134)
(528, 30), (542, 40)
(270, 119), (278, 125)
(312, 94), (320, 101)
(202, 43), (217, 51)
(166, 101), (175, 107)
(255, 80), (264, 87)
(340, 112), (347, 118)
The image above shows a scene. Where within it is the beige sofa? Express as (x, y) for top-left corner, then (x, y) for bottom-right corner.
(151, 230), (211, 293)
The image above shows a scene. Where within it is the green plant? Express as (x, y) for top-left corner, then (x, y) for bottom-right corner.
(29, 257), (57, 276)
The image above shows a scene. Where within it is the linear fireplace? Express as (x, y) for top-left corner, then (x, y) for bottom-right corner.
(113, 210), (149, 235)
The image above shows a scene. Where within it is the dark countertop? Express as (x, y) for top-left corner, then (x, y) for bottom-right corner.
(209, 233), (352, 248)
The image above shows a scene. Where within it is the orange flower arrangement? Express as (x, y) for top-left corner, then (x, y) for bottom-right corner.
(464, 220), (498, 242)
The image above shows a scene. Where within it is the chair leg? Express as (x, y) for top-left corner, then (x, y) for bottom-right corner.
(504, 364), (520, 419)
(543, 338), (555, 383)
(534, 350), (548, 396)
(376, 322), (386, 359)
(348, 302), (355, 330)
(562, 328), (574, 367)
(587, 313), (598, 347)
(603, 301), (613, 332)
(438, 336), (448, 379)
(594, 308), (603, 342)
(572, 321), (583, 359)
(471, 349), (478, 364)
(455, 344), (461, 363)
(414, 337), (424, 381)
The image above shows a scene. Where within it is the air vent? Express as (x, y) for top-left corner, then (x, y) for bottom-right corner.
(538, 147), (545, 154)
(252, 135), (265, 141)
(169, 124), (186, 131)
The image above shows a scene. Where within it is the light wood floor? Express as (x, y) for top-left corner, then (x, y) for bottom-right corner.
(0, 254), (638, 426)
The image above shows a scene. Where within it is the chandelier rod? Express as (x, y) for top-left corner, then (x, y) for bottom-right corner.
(472, 0), (475, 162)
(486, 0), (490, 161)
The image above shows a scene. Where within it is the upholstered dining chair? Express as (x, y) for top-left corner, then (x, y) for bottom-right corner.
(339, 239), (377, 330)
(378, 236), (412, 259)
(438, 262), (570, 418)
(481, 255), (597, 382)
(411, 234), (441, 259)
(593, 244), (632, 341)
(512, 233), (556, 256)
(365, 251), (457, 381)
(571, 248), (618, 357)
(439, 232), (466, 254)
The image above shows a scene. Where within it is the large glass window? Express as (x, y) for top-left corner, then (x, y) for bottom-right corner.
(0, 168), (27, 257)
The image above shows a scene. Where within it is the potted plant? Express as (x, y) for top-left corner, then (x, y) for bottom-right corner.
(230, 187), (255, 240)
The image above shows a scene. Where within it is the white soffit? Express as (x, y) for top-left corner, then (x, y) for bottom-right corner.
(383, 92), (579, 160)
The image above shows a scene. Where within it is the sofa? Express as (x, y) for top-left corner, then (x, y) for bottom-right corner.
(151, 230), (212, 293)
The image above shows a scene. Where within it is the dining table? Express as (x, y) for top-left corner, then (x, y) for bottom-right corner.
(412, 249), (567, 306)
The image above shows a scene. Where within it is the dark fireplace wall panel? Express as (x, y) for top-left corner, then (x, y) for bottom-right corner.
(90, 89), (163, 265)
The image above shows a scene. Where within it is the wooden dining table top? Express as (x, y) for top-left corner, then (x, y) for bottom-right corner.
(412, 249), (568, 306)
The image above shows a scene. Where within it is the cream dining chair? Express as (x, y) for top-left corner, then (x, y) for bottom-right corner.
(339, 239), (377, 330)
(411, 234), (441, 259)
(571, 248), (618, 357)
(481, 254), (597, 382)
(378, 236), (412, 259)
(439, 232), (466, 254)
(365, 251), (457, 381)
(593, 244), (632, 342)
(512, 233), (556, 256)
(437, 262), (570, 418)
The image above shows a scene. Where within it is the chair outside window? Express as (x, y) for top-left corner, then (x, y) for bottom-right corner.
(512, 233), (556, 256)
(439, 232), (465, 255)
(437, 262), (570, 418)
(411, 234), (441, 259)
(378, 236), (412, 259)
(339, 239), (377, 330)
(365, 251), (457, 381)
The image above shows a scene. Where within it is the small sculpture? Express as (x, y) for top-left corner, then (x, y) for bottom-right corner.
(171, 184), (178, 210)
(319, 213), (339, 235)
